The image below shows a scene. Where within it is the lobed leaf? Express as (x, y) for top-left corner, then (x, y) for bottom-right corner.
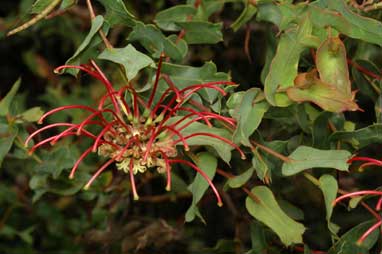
(98, 44), (155, 81)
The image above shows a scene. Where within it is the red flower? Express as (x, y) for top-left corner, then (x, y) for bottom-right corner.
(332, 156), (382, 244)
(25, 58), (245, 206)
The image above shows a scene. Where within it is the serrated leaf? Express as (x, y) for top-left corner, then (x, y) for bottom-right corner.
(98, 44), (155, 81)
(282, 146), (351, 176)
(96, 0), (136, 27)
(127, 22), (185, 61)
(330, 124), (382, 149)
(231, 2), (257, 31)
(264, 16), (312, 106)
(227, 167), (254, 188)
(185, 152), (217, 222)
(246, 186), (305, 246)
(328, 220), (379, 254)
(0, 124), (18, 167)
(175, 21), (223, 44)
(0, 78), (21, 116)
(232, 88), (269, 146)
(155, 5), (196, 31)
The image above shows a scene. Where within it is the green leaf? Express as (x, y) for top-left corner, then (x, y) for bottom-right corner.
(168, 117), (234, 163)
(127, 22), (185, 61)
(246, 186), (305, 246)
(330, 124), (382, 149)
(249, 222), (268, 254)
(316, 36), (352, 97)
(155, 5), (196, 31)
(264, 16), (312, 106)
(160, 62), (230, 104)
(31, 0), (51, 13)
(185, 152), (217, 222)
(59, 15), (104, 76)
(33, 146), (77, 179)
(231, 2), (257, 31)
(0, 78), (21, 116)
(252, 148), (270, 181)
(96, 0), (136, 27)
(309, 0), (382, 47)
(351, 59), (380, 101)
(98, 44), (155, 81)
(327, 220), (379, 254)
(0, 124), (18, 167)
(318, 174), (338, 233)
(60, 0), (77, 10)
(175, 21), (223, 44)
(15, 107), (44, 123)
(227, 167), (254, 188)
(287, 70), (359, 113)
(232, 88), (269, 146)
(282, 146), (351, 176)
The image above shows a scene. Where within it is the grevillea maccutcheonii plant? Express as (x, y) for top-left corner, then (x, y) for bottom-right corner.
(24, 57), (245, 205)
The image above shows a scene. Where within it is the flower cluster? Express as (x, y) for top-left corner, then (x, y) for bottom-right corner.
(333, 156), (382, 244)
(25, 58), (244, 205)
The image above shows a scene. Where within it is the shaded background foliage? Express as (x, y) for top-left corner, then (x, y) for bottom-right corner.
(1, 0), (382, 254)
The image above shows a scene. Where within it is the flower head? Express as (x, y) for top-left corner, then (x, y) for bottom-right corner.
(25, 58), (245, 206)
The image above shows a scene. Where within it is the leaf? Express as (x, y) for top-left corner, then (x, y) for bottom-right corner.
(316, 36), (352, 97)
(0, 124), (18, 167)
(246, 186), (305, 246)
(249, 222), (268, 254)
(351, 59), (380, 101)
(330, 124), (382, 149)
(154, 5), (196, 31)
(309, 0), (382, 47)
(98, 44), (155, 81)
(287, 70), (359, 113)
(31, 0), (51, 13)
(318, 174), (338, 232)
(0, 78), (21, 116)
(185, 152), (217, 222)
(160, 62), (230, 104)
(264, 16), (312, 106)
(231, 2), (257, 31)
(96, 0), (136, 27)
(175, 21), (223, 44)
(16, 107), (44, 123)
(127, 22), (186, 61)
(327, 220), (379, 254)
(168, 117), (234, 163)
(58, 15), (104, 76)
(232, 88), (269, 146)
(60, 0), (77, 10)
(226, 167), (254, 188)
(33, 146), (77, 179)
(252, 148), (269, 181)
(282, 146), (351, 176)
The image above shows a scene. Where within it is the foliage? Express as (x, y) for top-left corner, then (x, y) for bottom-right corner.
(1, 0), (382, 253)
